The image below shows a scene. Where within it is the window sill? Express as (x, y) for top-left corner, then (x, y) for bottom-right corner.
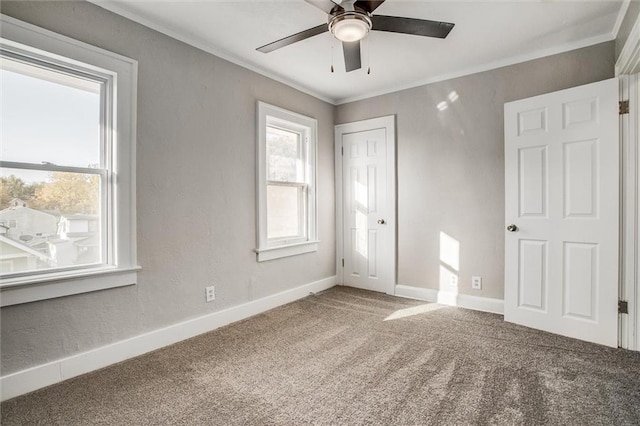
(0, 266), (141, 307)
(255, 241), (319, 262)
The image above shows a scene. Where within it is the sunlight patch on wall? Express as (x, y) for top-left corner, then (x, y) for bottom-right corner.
(440, 231), (459, 271)
(439, 231), (460, 295)
(436, 90), (460, 112)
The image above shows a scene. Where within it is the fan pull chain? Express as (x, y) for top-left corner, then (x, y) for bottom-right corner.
(331, 44), (334, 73)
(366, 37), (371, 75)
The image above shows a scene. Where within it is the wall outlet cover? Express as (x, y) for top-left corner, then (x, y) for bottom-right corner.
(472, 276), (482, 290)
(205, 286), (216, 302)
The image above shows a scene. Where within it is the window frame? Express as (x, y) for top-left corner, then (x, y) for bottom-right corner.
(256, 102), (318, 262)
(0, 15), (139, 306)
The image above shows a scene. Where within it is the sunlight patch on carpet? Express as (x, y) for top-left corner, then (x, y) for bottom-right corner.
(384, 303), (445, 321)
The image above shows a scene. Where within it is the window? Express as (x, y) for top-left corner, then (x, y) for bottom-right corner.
(0, 16), (138, 306)
(256, 102), (318, 261)
(2, 55), (104, 272)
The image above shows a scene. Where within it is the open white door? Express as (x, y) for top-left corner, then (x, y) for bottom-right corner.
(336, 116), (396, 294)
(504, 78), (619, 347)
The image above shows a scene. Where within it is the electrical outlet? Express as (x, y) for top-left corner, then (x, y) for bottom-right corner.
(450, 275), (458, 287)
(472, 276), (482, 290)
(205, 285), (215, 302)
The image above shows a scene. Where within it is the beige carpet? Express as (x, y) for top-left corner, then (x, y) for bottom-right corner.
(2, 286), (640, 425)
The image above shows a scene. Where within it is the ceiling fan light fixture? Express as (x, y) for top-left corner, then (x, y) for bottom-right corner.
(329, 12), (372, 43)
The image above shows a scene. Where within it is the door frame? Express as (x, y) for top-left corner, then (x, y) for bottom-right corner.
(335, 115), (396, 294)
(619, 73), (639, 351)
(616, 11), (640, 350)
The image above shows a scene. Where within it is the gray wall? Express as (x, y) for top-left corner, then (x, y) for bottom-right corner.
(0, 1), (335, 375)
(335, 42), (615, 300)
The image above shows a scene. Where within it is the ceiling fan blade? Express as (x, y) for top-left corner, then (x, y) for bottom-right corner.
(257, 24), (327, 53)
(304, 0), (343, 15)
(372, 15), (454, 38)
(343, 41), (362, 72)
(354, 0), (385, 13)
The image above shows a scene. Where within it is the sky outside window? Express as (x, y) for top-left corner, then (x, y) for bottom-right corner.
(1, 61), (102, 182)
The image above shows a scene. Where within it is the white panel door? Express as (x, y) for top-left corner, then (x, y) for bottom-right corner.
(504, 78), (619, 347)
(338, 117), (395, 294)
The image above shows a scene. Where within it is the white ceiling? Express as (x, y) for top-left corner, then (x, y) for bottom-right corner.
(92, 0), (626, 104)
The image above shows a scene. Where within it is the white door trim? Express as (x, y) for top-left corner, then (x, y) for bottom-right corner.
(335, 115), (396, 294)
(619, 74), (639, 350)
(616, 11), (640, 351)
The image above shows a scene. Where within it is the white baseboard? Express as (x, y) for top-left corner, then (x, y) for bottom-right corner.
(0, 276), (336, 402)
(394, 284), (504, 315)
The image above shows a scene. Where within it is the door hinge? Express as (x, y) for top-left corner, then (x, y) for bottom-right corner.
(341, 258), (344, 267)
(341, 146), (343, 156)
(619, 100), (629, 115)
(619, 300), (629, 314)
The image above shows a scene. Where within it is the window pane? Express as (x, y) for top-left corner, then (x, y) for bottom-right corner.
(0, 168), (102, 274)
(266, 125), (304, 183)
(267, 185), (306, 240)
(1, 58), (102, 167)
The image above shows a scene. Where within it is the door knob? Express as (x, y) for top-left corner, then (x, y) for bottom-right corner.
(506, 224), (518, 232)
(377, 219), (386, 225)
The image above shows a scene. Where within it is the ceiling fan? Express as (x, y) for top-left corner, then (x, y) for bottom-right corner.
(256, 0), (455, 72)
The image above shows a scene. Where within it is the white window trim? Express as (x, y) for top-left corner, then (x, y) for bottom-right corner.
(0, 15), (139, 306)
(255, 102), (318, 262)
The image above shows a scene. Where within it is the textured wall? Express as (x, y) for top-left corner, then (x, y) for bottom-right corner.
(0, 1), (335, 374)
(335, 42), (615, 300)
